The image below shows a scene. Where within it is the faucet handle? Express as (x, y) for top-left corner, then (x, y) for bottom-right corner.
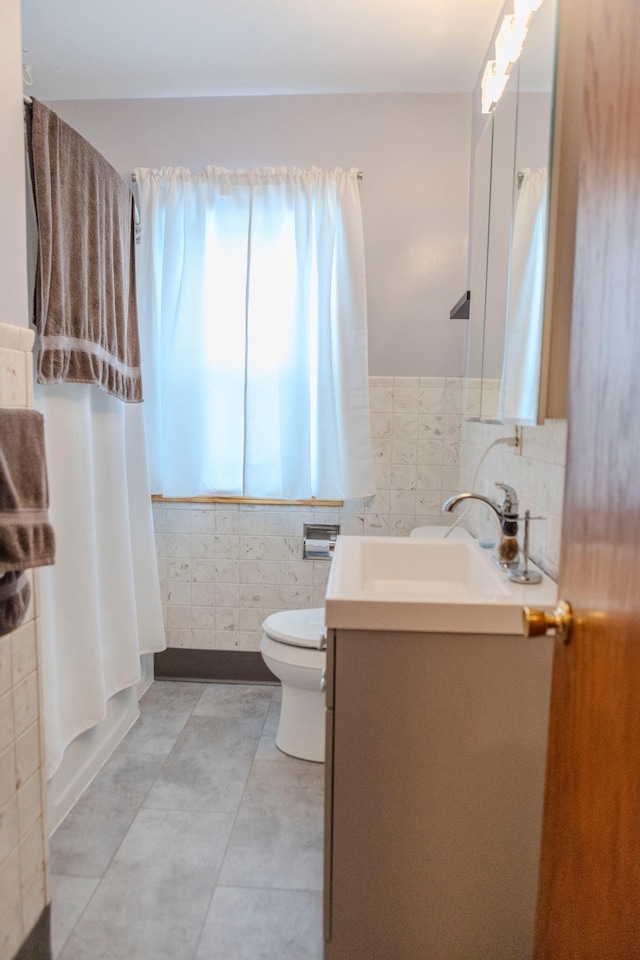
(508, 509), (543, 584)
(495, 482), (518, 513)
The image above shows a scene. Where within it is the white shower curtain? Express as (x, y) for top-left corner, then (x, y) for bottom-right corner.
(499, 167), (549, 425)
(35, 383), (165, 778)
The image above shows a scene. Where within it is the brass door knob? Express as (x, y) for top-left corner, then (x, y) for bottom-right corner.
(523, 600), (573, 644)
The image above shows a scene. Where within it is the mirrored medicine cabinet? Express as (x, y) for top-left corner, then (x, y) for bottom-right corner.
(465, 0), (574, 426)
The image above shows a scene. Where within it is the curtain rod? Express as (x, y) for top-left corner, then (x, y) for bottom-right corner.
(131, 169), (364, 182)
(23, 95), (33, 105)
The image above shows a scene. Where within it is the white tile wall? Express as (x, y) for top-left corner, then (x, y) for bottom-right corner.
(154, 377), (464, 652)
(463, 377), (502, 421)
(0, 330), (48, 960)
(153, 376), (568, 651)
(0, 348), (34, 410)
(460, 419), (568, 581)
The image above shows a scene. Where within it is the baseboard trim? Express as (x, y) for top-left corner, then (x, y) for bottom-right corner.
(154, 648), (277, 684)
(14, 904), (52, 960)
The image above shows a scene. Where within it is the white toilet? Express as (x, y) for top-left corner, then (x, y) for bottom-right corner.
(259, 529), (467, 763)
(260, 607), (326, 763)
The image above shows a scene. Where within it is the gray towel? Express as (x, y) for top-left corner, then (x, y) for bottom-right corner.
(0, 571), (31, 638)
(0, 408), (55, 573)
(28, 100), (143, 403)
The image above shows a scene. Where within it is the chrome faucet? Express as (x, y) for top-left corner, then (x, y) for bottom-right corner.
(442, 482), (520, 566)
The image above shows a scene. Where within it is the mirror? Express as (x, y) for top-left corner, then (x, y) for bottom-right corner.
(465, 121), (492, 420)
(465, 0), (559, 425)
(480, 83), (519, 422)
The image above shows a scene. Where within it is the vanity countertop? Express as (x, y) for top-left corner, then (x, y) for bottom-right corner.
(325, 535), (557, 635)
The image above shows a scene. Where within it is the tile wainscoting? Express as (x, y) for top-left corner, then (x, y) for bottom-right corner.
(153, 376), (568, 652)
(460, 418), (567, 581)
(0, 333), (49, 960)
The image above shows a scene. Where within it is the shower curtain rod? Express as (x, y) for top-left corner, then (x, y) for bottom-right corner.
(131, 169), (364, 182)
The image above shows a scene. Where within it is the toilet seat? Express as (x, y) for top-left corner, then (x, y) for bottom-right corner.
(260, 606), (327, 762)
(261, 632), (325, 670)
(263, 607), (326, 649)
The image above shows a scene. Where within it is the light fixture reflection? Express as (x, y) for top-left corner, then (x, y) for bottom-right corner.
(514, 0), (544, 28)
(481, 0), (545, 114)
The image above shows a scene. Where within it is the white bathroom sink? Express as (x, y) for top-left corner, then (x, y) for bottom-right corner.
(325, 535), (557, 635)
(359, 537), (511, 602)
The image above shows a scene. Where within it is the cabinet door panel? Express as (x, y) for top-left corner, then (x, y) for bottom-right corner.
(326, 628), (552, 960)
(323, 704), (334, 943)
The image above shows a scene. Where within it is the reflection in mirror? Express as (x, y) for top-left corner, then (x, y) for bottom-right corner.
(499, 165), (549, 423)
(466, 0), (559, 426)
(499, 0), (557, 424)
(481, 84), (518, 422)
(465, 119), (493, 421)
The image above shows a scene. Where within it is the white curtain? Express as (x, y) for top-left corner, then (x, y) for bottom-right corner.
(35, 383), (165, 778)
(134, 166), (375, 501)
(499, 167), (549, 425)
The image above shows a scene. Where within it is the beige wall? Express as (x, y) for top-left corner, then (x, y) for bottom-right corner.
(0, 345), (48, 957)
(48, 93), (472, 378)
(0, 579), (47, 960)
(0, 0), (29, 329)
(0, 3), (49, 957)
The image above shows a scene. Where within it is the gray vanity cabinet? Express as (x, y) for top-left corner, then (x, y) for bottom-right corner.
(323, 626), (553, 960)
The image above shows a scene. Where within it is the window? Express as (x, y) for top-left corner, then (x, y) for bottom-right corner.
(135, 166), (375, 502)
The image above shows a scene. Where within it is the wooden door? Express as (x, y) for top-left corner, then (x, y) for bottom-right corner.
(534, 0), (640, 955)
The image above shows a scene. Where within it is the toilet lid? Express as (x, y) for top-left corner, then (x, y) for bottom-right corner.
(263, 608), (326, 649)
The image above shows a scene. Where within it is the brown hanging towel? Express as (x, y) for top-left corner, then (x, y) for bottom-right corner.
(0, 408), (55, 636)
(28, 99), (143, 403)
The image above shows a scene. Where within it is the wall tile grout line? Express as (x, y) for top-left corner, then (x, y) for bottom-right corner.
(0, 338), (48, 958)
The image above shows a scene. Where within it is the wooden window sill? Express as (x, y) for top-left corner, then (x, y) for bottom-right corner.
(151, 495), (343, 507)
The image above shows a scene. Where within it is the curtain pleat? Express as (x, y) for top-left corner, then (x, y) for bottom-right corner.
(135, 166), (375, 501)
(35, 383), (166, 778)
(499, 167), (549, 425)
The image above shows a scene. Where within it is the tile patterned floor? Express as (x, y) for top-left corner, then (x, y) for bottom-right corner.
(49, 682), (324, 960)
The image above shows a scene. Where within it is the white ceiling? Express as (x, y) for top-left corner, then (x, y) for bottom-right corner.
(21, 0), (505, 101)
